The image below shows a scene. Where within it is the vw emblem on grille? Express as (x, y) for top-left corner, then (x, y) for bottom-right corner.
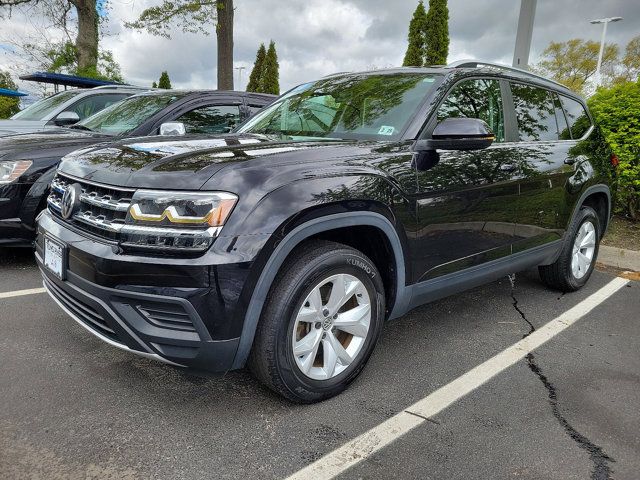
(61, 183), (82, 220)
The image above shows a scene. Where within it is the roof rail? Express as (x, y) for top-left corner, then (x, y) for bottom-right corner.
(92, 84), (147, 91)
(446, 60), (568, 89)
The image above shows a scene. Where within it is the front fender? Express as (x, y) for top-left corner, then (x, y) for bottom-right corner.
(19, 166), (57, 231)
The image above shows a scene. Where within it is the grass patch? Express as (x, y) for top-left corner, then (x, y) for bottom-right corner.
(602, 215), (640, 251)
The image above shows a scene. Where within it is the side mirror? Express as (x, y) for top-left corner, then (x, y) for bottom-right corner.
(54, 111), (80, 126)
(159, 122), (186, 136)
(414, 118), (495, 152)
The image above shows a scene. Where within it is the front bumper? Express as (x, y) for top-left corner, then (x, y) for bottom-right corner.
(35, 210), (249, 372)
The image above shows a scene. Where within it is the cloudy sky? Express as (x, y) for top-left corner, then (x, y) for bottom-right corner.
(1, 0), (639, 94)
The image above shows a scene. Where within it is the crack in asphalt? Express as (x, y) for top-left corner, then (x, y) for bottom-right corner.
(507, 274), (614, 480)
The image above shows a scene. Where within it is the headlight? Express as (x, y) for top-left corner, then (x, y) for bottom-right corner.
(121, 190), (237, 252)
(0, 161), (32, 184)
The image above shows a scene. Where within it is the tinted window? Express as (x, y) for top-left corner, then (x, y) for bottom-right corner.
(552, 93), (571, 140)
(78, 93), (181, 135)
(559, 95), (591, 139)
(436, 78), (505, 142)
(11, 90), (82, 120)
(238, 73), (439, 141)
(67, 94), (129, 120)
(511, 83), (558, 141)
(177, 105), (241, 134)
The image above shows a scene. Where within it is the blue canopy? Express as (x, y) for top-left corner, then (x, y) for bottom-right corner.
(18, 72), (124, 89)
(0, 87), (28, 98)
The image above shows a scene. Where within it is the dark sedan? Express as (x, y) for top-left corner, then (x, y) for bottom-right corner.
(0, 90), (275, 246)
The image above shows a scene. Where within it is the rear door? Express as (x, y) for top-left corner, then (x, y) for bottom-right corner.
(507, 82), (578, 253)
(413, 77), (521, 281)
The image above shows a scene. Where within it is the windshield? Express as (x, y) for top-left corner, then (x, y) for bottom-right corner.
(238, 73), (439, 141)
(11, 90), (82, 120)
(75, 93), (182, 135)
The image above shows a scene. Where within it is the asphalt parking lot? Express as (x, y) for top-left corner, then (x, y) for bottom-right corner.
(1, 248), (639, 480)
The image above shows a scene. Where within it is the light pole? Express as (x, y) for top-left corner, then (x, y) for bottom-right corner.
(590, 16), (623, 87)
(234, 67), (246, 90)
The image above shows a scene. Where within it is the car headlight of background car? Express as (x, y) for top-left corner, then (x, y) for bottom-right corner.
(0, 160), (32, 184)
(121, 190), (237, 252)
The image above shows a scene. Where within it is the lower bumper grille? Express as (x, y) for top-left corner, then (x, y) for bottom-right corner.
(43, 276), (119, 342)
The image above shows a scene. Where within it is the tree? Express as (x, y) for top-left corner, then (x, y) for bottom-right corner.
(152, 81), (158, 88)
(125, 0), (234, 90)
(246, 43), (266, 92)
(158, 71), (172, 89)
(1, 0), (101, 77)
(402, 1), (427, 67)
(620, 35), (640, 83)
(424, 0), (449, 65)
(260, 40), (279, 95)
(535, 39), (619, 95)
(0, 71), (21, 119)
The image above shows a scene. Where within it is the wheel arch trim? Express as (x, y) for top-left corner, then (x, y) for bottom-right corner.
(571, 184), (611, 235)
(231, 211), (409, 369)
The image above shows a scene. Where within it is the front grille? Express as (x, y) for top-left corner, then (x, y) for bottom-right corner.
(44, 276), (120, 343)
(48, 173), (134, 242)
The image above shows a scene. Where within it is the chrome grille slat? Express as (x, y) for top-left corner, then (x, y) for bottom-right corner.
(47, 173), (132, 241)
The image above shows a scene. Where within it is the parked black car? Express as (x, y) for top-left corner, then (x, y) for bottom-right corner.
(37, 63), (617, 402)
(0, 90), (275, 246)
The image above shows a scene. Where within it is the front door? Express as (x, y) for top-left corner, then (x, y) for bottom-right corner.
(413, 77), (521, 282)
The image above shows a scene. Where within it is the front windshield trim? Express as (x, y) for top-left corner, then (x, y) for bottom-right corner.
(237, 72), (442, 142)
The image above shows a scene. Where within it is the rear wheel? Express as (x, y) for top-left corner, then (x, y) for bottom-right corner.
(539, 206), (600, 292)
(249, 240), (385, 403)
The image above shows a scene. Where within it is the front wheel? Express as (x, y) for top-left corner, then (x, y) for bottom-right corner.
(249, 240), (385, 403)
(539, 206), (600, 292)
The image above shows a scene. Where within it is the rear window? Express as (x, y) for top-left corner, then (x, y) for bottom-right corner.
(559, 96), (592, 139)
(510, 83), (559, 141)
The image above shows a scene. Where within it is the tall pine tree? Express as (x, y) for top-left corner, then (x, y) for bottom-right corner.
(158, 71), (172, 89)
(246, 43), (266, 92)
(425, 0), (449, 65)
(402, 1), (427, 67)
(260, 40), (280, 95)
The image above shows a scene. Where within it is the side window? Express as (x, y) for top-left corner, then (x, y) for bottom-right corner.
(68, 94), (129, 120)
(552, 93), (571, 140)
(510, 83), (558, 141)
(559, 95), (592, 139)
(436, 78), (505, 142)
(176, 105), (241, 134)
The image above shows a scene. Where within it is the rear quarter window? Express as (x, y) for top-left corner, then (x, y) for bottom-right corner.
(559, 95), (592, 139)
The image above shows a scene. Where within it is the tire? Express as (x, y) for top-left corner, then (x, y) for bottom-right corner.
(248, 240), (385, 403)
(539, 206), (601, 292)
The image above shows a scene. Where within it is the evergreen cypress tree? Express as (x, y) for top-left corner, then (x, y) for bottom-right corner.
(246, 43), (267, 92)
(158, 71), (172, 89)
(260, 40), (280, 95)
(152, 81), (158, 88)
(402, 1), (427, 67)
(425, 0), (449, 65)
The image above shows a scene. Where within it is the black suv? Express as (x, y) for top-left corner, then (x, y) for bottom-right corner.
(0, 90), (274, 246)
(36, 62), (617, 402)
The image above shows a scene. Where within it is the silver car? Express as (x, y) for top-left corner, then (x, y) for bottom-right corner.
(0, 85), (147, 137)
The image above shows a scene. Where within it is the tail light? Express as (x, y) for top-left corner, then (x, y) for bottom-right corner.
(610, 154), (620, 167)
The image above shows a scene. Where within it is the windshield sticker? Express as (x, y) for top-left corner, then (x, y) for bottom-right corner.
(378, 126), (395, 136)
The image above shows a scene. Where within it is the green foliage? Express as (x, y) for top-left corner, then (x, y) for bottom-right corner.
(246, 43), (266, 92)
(588, 80), (640, 219)
(158, 71), (172, 89)
(536, 39), (619, 95)
(0, 70), (21, 119)
(125, 0), (218, 37)
(34, 40), (123, 82)
(402, 1), (427, 67)
(424, 0), (449, 65)
(152, 81), (158, 88)
(260, 40), (279, 95)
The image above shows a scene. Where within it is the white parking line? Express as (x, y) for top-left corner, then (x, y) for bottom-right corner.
(285, 277), (630, 480)
(0, 287), (46, 299)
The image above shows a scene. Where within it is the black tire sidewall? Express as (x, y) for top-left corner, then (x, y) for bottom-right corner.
(564, 207), (600, 289)
(272, 250), (384, 400)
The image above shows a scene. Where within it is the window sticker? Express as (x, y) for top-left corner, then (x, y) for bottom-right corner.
(378, 125), (395, 136)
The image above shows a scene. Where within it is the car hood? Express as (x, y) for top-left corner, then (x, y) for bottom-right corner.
(58, 134), (364, 190)
(0, 119), (49, 137)
(0, 128), (108, 161)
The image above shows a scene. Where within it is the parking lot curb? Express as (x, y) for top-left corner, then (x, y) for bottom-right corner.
(598, 245), (640, 272)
